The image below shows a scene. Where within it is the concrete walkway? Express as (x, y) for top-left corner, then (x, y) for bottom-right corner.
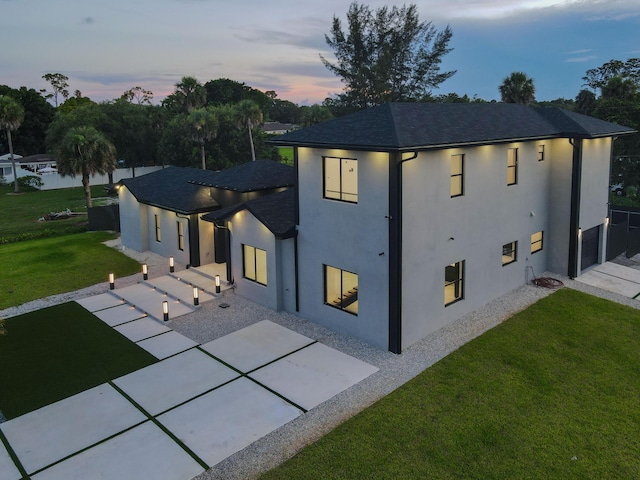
(576, 261), (640, 298)
(0, 309), (377, 479)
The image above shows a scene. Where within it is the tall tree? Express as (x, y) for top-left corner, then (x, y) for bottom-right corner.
(582, 58), (639, 94)
(0, 95), (25, 193)
(321, 2), (455, 111)
(0, 85), (54, 154)
(120, 86), (153, 105)
(41, 73), (70, 107)
(300, 104), (333, 126)
(234, 100), (263, 161)
(575, 89), (597, 115)
(164, 76), (206, 113)
(55, 126), (116, 210)
(204, 78), (271, 116)
(499, 72), (536, 105)
(186, 107), (219, 169)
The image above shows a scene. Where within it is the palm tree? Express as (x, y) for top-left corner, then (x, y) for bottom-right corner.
(175, 76), (206, 113)
(186, 107), (219, 170)
(56, 126), (117, 210)
(234, 99), (263, 161)
(0, 95), (25, 193)
(301, 104), (333, 126)
(499, 72), (536, 105)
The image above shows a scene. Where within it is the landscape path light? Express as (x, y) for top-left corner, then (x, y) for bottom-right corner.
(193, 287), (199, 306)
(142, 264), (148, 280)
(215, 275), (221, 294)
(162, 301), (169, 322)
(109, 273), (115, 290)
(169, 256), (175, 273)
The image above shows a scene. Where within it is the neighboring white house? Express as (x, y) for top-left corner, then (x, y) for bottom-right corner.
(119, 103), (635, 353)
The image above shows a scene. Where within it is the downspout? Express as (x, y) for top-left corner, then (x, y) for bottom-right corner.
(568, 138), (583, 278)
(388, 150), (418, 354)
(214, 221), (233, 283)
(293, 146), (300, 312)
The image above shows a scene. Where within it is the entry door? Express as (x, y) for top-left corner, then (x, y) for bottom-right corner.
(213, 224), (228, 264)
(581, 225), (600, 270)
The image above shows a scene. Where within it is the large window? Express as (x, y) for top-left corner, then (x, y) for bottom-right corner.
(445, 261), (464, 306)
(324, 157), (358, 203)
(243, 245), (267, 285)
(450, 154), (464, 197)
(538, 144), (545, 161)
(531, 231), (544, 253)
(507, 148), (518, 185)
(324, 265), (358, 315)
(154, 215), (161, 242)
(502, 241), (517, 266)
(177, 221), (184, 251)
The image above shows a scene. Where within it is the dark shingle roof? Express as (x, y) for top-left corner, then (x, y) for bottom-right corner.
(121, 167), (220, 214)
(273, 103), (636, 151)
(189, 159), (294, 192)
(201, 189), (296, 239)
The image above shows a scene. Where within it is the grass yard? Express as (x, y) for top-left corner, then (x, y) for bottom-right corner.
(0, 183), (106, 243)
(261, 289), (640, 479)
(0, 302), (157, 419)
(279, 146), (294, 166)
(0, 232), (141, 310)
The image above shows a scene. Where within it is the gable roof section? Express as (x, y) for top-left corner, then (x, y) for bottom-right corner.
(121, 167), (220, 214)
(189, 159), (294, 192)
(201, 189), (296, 239)
(273, 103), (636, 151)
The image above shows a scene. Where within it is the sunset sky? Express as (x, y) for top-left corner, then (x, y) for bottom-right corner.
(2, 0), (639, 105)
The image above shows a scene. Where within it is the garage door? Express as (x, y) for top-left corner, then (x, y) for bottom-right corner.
(581, 225), (600, 270)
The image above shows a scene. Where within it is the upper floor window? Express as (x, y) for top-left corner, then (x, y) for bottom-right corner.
(154, 215), (161, 242)
(324, 157), (358, 203)
(507, 148), (518, 185)
(177, 221), (184, 251)
(324, 265), (358, 315)
(243, 245), (267, 285)
(450, 154), (464, 197)
(531, 231), (543, 254)
(445, 261), (464, 306)
(502, 241), (517, 266)
(538, 144), (545, 161)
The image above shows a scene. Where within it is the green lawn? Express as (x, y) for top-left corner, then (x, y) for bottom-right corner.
(0, 183), (107, 243)
(0, 232), (141, 310)
(0, 302), (157, 419)
(279, 146), (294, 166)
(261, 289), (640, 479)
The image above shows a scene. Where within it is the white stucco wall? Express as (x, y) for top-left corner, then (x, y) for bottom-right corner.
(198, 219), (215, 267)
(119, 187), (147, 252)
(401, 141), (551, 348)
(144, 207), (191, 265)
(296, 147), (390, 350)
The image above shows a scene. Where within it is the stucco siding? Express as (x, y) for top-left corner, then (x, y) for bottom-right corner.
(277, 238), (297, 312)
(296, 147), (390, 350)
(119, 187), (147, 252)
(199, 219), (215, 266)
(145, 207), (190, 265)
(401, 142), (550, 348)
(228, 210), (280, 311)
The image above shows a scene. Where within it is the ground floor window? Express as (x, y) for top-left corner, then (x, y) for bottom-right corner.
(243, 244), (267, 285)
(502, 241), (517, 266)
(445, 261), (464, 306)
(531, 231), (543, 253)
(177, 221), (184, 251)
(155, 215), (161, 242)
(324, 265), (358, 315)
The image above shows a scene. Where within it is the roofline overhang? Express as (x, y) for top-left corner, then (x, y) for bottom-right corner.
(137, 200), (218, 216)
(187, 181), (294, 192)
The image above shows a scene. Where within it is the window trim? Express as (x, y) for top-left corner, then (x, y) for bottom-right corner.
(450, 154), (464, 198)
(507, 148), (518, 186)
(445, 260), (464, 307)
(531, 231), (544, 254)
(323, 156), (358, 204)
(324, 265), (359, 315)
(502, 241), (517, 266)
(538, 144), (545, 162)
(177, 221), (184, 251)
(243, 244), (267, 286)
(154, 214), (161, 243)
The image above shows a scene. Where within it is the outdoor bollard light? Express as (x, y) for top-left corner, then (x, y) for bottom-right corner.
(162, 301), (169, 322)
(142, 263), (148, 280)
(215, 274), (221, 294)
(108, 273), (115, 290)
(193, 287), (199, 306)
(169, 256), (175, 273)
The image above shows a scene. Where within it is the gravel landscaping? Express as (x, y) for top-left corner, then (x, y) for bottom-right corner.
(3, 239), (639, 480)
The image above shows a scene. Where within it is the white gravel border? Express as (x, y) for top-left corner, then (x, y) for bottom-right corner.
(3, 239), (638, 480)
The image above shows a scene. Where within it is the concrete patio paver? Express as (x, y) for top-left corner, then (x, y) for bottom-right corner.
(146, 276), (215, 304)
(577, 262), (640, 298)
(0, 441), (21, 480)
(136, 331), (199, 359)
(114, 283), (195, 321)
(76, 293), (124, 312)
(113, 349), (239, 416)
(114, 317), (172, 342)
(157, 377), (302, 468)
(92, 303), (147, 327)
(0, 383), (146, 474)
(250, 342), (379, 411)
(201, 320), (315, 372)
(31, 421), (204, 480)
(171, 270), (216, 293)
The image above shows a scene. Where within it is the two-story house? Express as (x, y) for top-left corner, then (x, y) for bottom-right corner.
(119, 103), (634, 353)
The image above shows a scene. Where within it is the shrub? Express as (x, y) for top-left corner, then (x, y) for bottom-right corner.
(17, 175), (44, 190)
